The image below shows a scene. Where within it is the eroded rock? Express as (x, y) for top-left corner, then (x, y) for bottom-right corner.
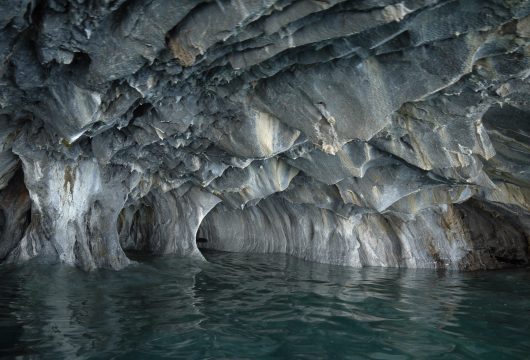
(0, 0), (528, 270)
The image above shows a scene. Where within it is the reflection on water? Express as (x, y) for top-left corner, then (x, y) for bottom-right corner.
(0, 250), (529, 359)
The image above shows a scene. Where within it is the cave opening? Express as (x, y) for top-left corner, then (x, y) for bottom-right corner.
(0, 209), (5, 237)
(196, 212), (212, 254)
(196, 236), (208, 254)
(0, 209), (6, 234)
(116, 204), (158, 262)
(195, 204), (229, 257)
(0, 166), (31, 262)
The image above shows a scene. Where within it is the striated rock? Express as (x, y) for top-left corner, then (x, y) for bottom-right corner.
(0, 0), (528, 270)
(8, 156), (134, 270)
(198, 196), (528, 270)
(119, 186), (221, 259)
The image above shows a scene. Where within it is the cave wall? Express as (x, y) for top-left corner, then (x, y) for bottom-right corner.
(198, 197), (529, 270)
(0, 0), (529, 270)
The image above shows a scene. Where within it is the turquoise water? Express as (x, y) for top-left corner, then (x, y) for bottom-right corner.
(0, 251), (529, 359)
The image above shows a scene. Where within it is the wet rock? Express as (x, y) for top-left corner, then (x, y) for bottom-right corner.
(7, 153), (137, 270)
(199, 196), (528, 270)
(0, 0), (528, 270)
(119, 186), (220, 258)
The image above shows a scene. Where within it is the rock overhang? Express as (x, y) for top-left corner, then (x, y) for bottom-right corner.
(0, 0), (529, 270)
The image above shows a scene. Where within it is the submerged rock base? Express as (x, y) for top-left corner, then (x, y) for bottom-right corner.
(0, 0), (529, 270)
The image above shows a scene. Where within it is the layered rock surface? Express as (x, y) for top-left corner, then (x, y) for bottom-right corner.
(0, 0), (529, 270)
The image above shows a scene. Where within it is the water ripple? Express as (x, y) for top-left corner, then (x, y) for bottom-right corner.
(0, 251), (529, 359)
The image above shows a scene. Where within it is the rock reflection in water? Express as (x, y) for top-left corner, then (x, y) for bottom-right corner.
(0, 251), (529, 359)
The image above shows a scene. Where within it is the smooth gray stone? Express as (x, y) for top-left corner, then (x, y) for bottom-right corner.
(286, 140), (394, 185)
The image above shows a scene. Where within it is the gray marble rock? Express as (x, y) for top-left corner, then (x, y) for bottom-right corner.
(0, 0), (529, 270)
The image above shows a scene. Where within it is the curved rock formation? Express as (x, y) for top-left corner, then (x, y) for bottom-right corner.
(0, 0), (529, 270)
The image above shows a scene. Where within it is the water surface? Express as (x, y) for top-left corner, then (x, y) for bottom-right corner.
(1, 251), (529, 359)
